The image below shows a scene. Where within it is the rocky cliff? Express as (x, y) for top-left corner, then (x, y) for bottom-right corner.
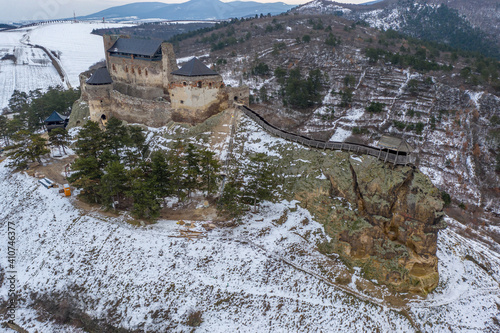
(278, 147), (445, 293)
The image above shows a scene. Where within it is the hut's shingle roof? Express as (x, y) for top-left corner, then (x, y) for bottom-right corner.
(86, 67), (113, 85)
(172, 57), (218, 77)
(377, 135), (412, 153)
(45, 111), (67, 123)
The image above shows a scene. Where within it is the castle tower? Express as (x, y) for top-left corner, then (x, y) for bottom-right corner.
(85, 67), (113, 126)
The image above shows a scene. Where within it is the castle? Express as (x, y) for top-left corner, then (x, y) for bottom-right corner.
(80, 35), (249, 127)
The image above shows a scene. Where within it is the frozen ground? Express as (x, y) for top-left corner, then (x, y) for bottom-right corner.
(0, 115), (499, 332)
(0, 29), (62, 110)
(28, 22), (133, 88)
(0, 22), (132, 109)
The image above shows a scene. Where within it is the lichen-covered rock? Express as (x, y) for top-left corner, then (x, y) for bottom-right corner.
(67, 99), (90, 129)
(286, 150), (446, 294)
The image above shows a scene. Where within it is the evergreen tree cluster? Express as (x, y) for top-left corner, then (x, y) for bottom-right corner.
(68, 119), (221, 220)
(4, 86), (79, 134)
(218, 153), (278, 219)
(365, 47), (452, 72)
(4, 130), (50, 169)
(274, 66), (325, 109)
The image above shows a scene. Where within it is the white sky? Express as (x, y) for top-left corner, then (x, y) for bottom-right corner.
(0, 0), (371, 23)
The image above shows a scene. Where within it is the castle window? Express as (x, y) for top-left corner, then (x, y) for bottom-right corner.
(101, 114), (107, 120)
(138, 68), (141, 75)
(145, 69), (148, 77)
(234, 96), (238, 101)
(125, 66), (128, 73)
(209, 82), (212, 88)
(180, 100), (184, 104)
(131, 67), (135, 74)
(197, 81), (202, 88)
(183, 82), (187, 86)
(112, 64), (116, 72)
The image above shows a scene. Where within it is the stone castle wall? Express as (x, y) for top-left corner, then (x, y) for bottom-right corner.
(169, 75), (224, 110)
(81, 35), (250, 127)
(109, 90), (173, 127)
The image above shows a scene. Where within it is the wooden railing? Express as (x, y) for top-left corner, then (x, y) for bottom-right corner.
(238, 105), (415, 166)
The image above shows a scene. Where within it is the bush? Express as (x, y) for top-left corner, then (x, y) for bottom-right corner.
(415, 122), (425, 134)
(325, 33), (340, 47)
(441, 191), (451, 207)
(302, 34), (311, 43)
(186, 310), (203, 327)
(252, 62), (269, 76)
(366, 102), (385, 113)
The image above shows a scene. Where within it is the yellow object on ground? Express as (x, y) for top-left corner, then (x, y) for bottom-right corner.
(63, 184), (71, 197)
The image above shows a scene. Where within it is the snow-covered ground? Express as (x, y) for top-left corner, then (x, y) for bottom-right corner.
(0, 29), (62, 110)
(0, 22), (132, 109)
(0, 116), (499, 332)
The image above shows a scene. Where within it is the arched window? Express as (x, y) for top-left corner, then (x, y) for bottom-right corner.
(145, 69), (148, 77)
(112, 64), (116, 72)
(138, 68), (142, 75)
(183, 82), (187, 86)
(197, 81), (202, 88)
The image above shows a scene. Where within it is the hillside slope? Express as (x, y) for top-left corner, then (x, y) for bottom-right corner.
(0, 113), (499, 331)
(171, 12), (500, 238)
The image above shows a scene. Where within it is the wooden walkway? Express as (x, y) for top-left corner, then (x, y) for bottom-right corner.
(238, 105), (416, 166)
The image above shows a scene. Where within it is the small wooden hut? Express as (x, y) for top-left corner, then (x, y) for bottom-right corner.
(44, 111), (68, 132)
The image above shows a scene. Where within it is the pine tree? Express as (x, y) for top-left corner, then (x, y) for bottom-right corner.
(127, 125), (148, 164)
(184, 143), (201, 197)
(68, 156), (102, 203)
(168, 140), (188, 201)
(151, 150), (174, 199)
(199, 147), (221, 196)
(103, 117), (130, 156)
(8, 90), (29, 114)
(128, 161), (161, 219)
(0, 116), (8, 146)
(70, 121), (104, 203)
(48, 127), (71, 155)
(217, 171), (246, 219)
(6, 131), (49, 168)
(99, 161), (129, 209)
(244, 153), (276, 212)
(74, 121), (103, 160)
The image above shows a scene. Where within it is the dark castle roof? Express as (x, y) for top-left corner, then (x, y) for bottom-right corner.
(107, 38), (162, 57)
(45, 111), (67, 123)
(171, 57), (218, 77)
(86, 67), (113, 85)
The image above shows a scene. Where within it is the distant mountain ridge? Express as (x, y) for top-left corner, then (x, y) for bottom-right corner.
(80, 0), (295, 21)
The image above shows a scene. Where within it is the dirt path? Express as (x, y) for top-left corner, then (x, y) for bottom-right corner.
(32, 155), (75, 184)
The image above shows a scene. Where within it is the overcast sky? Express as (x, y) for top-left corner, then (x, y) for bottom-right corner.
(0, 0), (371, 22)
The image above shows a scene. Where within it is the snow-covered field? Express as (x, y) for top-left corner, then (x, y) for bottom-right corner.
(0, 29), (62, 110)
(0, 22), (132, 109)
(0, 116), (499, 332)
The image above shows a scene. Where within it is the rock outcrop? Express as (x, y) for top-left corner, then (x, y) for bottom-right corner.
(288, 151), (446, 293)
